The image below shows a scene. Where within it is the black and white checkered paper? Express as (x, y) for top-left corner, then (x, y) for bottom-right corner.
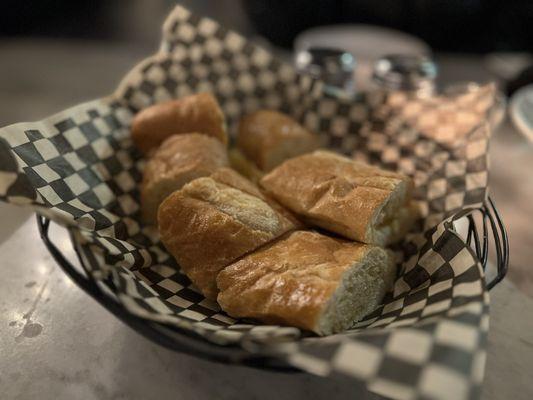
(0, 6), (494, 399)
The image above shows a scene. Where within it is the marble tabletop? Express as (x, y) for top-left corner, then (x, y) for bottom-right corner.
(0, 40), (532, 400)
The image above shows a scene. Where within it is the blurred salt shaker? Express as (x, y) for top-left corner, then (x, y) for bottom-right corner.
(294, 47), (357, 99)
(294, 25), (430, 92)
(371, 54), (438, 98)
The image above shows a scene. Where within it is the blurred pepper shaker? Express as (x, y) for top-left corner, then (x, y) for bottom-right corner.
(372, 54), (437, 98)
(295, 47), (356, 99)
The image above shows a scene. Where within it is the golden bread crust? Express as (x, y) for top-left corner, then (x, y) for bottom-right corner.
(141, 133), (229, 224)
(260, 150), (414, 245)
(237, 110), (320, 171)
(209, 167), (264, 199)
(132, 93), (227, 154)
(217, 231), (374, 332)
(210, 167), (304, 231)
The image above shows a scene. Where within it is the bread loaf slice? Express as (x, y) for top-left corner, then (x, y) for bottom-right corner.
(261, 150), (416, 246)
(132, 93), (227, 154)
(237, 110), (321, 171)
(217, 230), (396, 335)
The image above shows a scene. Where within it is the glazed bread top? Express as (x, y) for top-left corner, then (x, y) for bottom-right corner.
(132, 93), (227, 154)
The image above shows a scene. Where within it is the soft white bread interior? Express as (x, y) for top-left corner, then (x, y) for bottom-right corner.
(141, 133), (229, 224)
(370, 201), (419, 247)
(317, 245), (395, 335)
(217, 230), (396, 335)
(260, 150), (416, 246)
(237, 110), (321, 171)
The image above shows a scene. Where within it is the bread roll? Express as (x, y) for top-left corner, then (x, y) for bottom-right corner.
(141, 133), (229, 224)
(158, 171), (301, 300)
(237, 110), (321, 171)
(260, 150), (415, 246)
(132, 93), (227, 154)
(217, 230), (396, 335)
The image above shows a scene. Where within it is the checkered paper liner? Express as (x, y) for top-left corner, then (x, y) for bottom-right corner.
(0, 5), (495, 400)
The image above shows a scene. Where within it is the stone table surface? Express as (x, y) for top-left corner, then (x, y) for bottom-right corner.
(0, 39), (532, 400)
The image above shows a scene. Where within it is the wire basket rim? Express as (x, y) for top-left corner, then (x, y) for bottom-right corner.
(36, 196), (508, 370)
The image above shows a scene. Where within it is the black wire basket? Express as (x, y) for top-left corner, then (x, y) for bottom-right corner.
(36, 195), (508, 371)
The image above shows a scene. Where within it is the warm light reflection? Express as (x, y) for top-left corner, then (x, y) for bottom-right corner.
(9, 311), (25, 322)
(36, 261), (49, 276)
(60, 274), (75, 288)
(453, 216), (469, 241)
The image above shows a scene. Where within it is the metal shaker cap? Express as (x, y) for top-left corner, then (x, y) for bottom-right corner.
(295, 47), (356, 98)
(372, 54), (437, 95)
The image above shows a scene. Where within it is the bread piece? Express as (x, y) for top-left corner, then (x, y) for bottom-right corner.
(228, 147), (264, 184)
(132, 93), (227, 154)
(211, 167), (304, 239)
(217, 230), (396, 335)
(141, 133), (229, 224)
(260, 150), (415, 246)
(209, 167), (264, 198)
(237, 110), (321, 171)
(158, 173), (301, 300)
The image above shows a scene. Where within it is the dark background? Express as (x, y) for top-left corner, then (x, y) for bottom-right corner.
(1, 0), (532, 53)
